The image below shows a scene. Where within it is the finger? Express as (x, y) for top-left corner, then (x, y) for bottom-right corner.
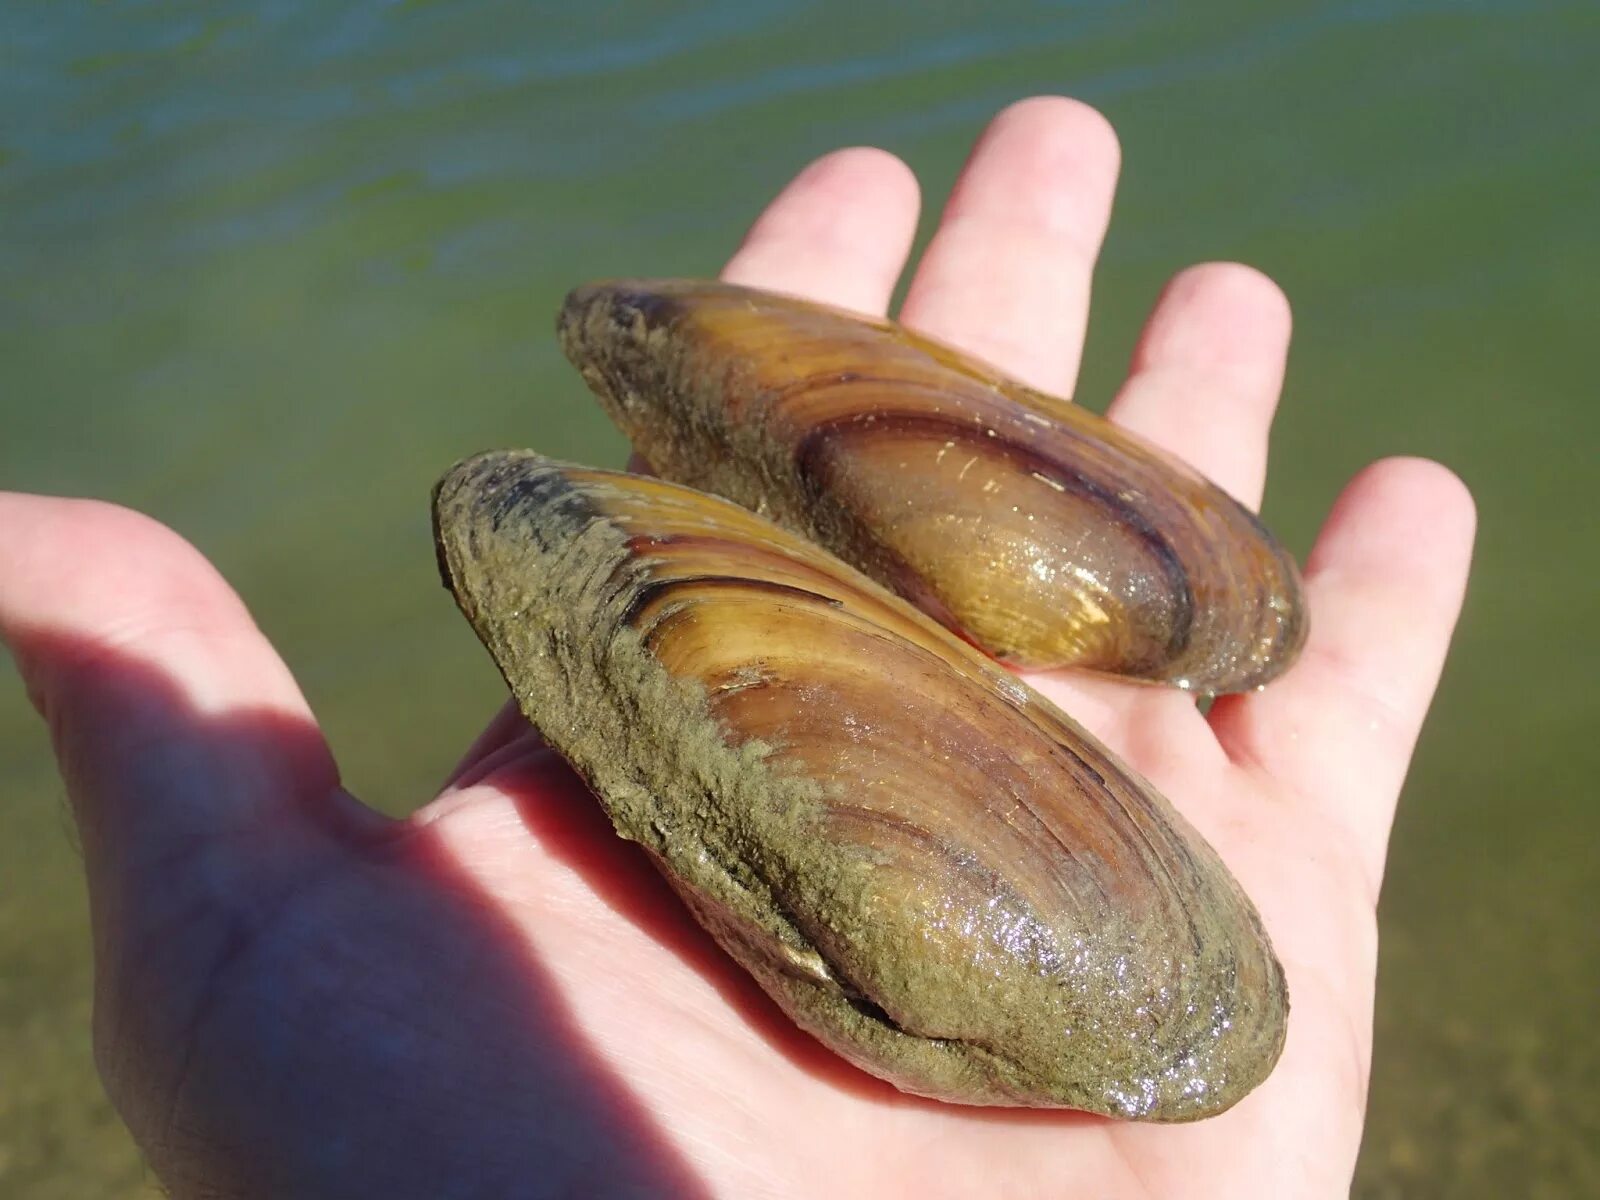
(1105, 262), (1292, 510)
(899, 95), (1120, 395)
(1208, 459), (1476, 888)
(720, 145), (920, 316)
(0, 494), (374, 896)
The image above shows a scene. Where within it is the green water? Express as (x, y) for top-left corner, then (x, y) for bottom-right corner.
(2, 2), (1595, 1195)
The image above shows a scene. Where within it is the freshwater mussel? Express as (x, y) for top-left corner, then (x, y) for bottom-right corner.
(432, 280), (1303, 1120)
(558, 280), (1307, 692)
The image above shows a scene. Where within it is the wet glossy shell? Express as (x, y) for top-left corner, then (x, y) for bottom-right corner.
(558, 279), (1307, 692)
(433, 451), (1288, 1118)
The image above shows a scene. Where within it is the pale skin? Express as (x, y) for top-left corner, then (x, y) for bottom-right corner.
(0, 98), (1474, 1198)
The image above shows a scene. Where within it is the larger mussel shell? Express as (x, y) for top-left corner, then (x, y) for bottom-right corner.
(558, 279), (1307, 693)
(433, 450), (1288, 1119)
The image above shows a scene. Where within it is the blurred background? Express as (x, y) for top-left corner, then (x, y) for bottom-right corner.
(1, 1), (1594, 1195)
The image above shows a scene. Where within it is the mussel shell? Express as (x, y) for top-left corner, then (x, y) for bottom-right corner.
(558, 279), (1307, 693)
(433, 450), (1288, 1118)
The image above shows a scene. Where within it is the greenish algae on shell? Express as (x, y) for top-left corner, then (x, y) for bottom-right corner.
(558, 278), (1308, 693)
(433, 450), (1289, 1119)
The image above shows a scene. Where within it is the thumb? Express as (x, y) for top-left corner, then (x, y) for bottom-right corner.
(0, 493), (364, 858)
(0, 492), (383, 1104)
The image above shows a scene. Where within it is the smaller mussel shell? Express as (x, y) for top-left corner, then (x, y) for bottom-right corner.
(433, 451), (1288, 1118)
(558, 279), (1307, 693)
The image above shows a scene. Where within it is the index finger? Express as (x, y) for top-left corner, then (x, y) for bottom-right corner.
(719, 146), (919, 316)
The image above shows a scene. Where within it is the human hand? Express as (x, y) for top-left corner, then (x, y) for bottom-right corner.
(0, 97), (1474, 1199)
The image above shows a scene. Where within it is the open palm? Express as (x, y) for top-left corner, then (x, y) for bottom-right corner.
(0, 98), (1473, 1199)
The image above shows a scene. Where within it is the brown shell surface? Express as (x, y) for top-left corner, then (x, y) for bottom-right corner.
(433, 450), (1288, 1119)
(558, 278), (1307, 692)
